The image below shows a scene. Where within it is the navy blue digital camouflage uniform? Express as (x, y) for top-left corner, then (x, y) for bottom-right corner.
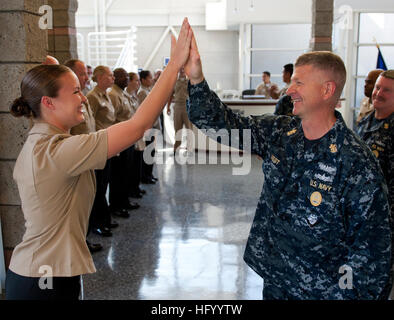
(357, 111), (394, 258)
(187, 80), (392, 300)
(274, 95), (294, 116)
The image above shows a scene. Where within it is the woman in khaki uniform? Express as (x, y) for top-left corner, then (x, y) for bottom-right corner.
(85, 66), (119, 236)
(5, 18), (193, 300)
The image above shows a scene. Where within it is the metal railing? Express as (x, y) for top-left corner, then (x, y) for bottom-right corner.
(87, 27), (138, 70)
(77, 33), (85, 62)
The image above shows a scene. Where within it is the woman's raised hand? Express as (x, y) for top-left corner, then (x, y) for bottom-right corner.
(170, 18), (192, 71)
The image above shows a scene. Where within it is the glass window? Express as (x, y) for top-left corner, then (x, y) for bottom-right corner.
(354, 13), (394, 121)
(358, 13), (394, 44)
(249, 24), (311, 90)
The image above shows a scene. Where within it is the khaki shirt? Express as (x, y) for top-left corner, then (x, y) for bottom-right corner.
(137, 85), (150, 105)
(255, 81), (277, 98)
(87, 86), (116, 130)
(70, 101), (96, 135)
(357, 97), (374, 123)
(9, 122), (108, 277)
(278, 83), (290, 98)
(124, 90), (146, 151)
(137, 85), (161, 131)
(108, 84), (133, 123)
(173, 77), (189, 105)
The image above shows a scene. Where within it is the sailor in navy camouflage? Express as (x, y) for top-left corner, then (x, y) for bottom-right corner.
(357, 70), (394, 271)
(184, 44), (392, 299)
(274, 94), (294, 116)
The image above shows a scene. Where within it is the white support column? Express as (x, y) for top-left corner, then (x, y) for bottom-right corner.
(342, 11), (359, 129)
(238, 23), (245, 92)
(101, 0), (107, 65)
(244, 24), (252, 90)
(105, 0), (115, 12)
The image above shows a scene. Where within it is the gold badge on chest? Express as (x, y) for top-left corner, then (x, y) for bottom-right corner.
(329, 144), (337, 153)
(310, 191), (322, 207)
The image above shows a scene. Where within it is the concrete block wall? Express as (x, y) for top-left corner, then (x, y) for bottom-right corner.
(0, 0), (49, 268)
(0, 0), (78, 270)
(311, 0), (333, 51)
(47, 0), (79, 63)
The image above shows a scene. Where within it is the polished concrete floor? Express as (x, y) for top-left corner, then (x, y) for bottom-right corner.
(83, 150), (264, 300)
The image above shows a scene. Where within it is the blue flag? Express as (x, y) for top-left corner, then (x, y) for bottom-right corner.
(377, 47), (387, 70)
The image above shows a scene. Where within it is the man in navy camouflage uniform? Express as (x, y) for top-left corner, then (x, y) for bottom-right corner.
(183, 34), (392, 299)
(357, 70), (394, 298)
(274, 95), (294, 116)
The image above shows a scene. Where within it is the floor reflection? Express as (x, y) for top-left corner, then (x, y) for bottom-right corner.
(84, 151), (264, 300)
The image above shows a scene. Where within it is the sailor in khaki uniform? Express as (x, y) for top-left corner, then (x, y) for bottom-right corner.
(70, 101), (96, 135)
(255, 71), (277, 98)
(64, 60), (97, 136)
(7, 65), (108, 300)
(86, 66), (117, 236)
(138, 70), (159, 184)
(10, 122), (107, 278)
(126, 72), (146, 198)
(64, 59), (103, 254)
(108, 68), (140, 214)
(166, 68), (192, 153)
(87, 85), (116, 131)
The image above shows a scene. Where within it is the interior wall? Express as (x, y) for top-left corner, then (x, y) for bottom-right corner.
(77, 25), (239, 90)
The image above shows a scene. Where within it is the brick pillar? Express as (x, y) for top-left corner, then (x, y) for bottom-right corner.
(310, 0), (333, 51)
(47, 0), (78, 63)
(0, 0), (48, 269)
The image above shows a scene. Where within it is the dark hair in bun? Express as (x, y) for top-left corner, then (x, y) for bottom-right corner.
(10, 96), (34, 118)
(9, 64), (72, 119)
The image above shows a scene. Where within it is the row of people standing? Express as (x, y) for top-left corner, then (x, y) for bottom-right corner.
(65, 60), (160, 248)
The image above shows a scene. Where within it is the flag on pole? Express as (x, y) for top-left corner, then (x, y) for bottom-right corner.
(376, 47), (388, 70)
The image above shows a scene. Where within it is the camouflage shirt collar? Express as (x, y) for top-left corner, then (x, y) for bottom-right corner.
(359, 110), (394, 132)
(289, 110), (345, 160)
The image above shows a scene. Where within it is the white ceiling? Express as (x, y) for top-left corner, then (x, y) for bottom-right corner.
(76, 0), (313, 28)
(76, 0), (212, 15)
